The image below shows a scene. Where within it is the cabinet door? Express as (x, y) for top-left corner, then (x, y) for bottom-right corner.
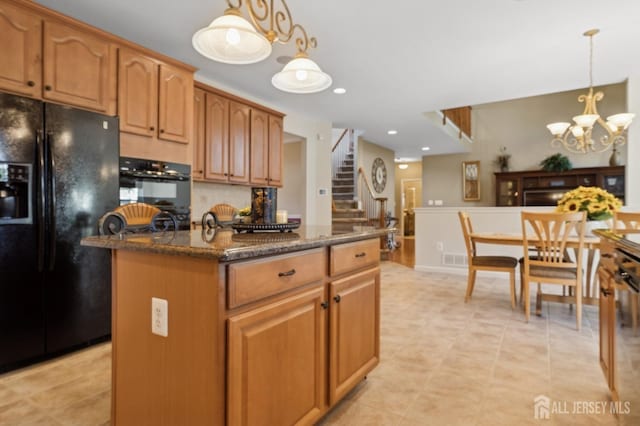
(43, 21), (116, 114)
(598, 267), (618, 400)
(495, 177), (519, 206)
(250, 108), (269, 185)
(268, 115), (283, 187)
(0, 2), (41, 98)
(204, 92), (229, 181)
(329, 267), (380, 404)
(228, 286), (326, 426)
(192, 87), (206, 180)
(158, 63), (192, 144)
(118, 48), (158, 137)
(229, 101), (250, 184)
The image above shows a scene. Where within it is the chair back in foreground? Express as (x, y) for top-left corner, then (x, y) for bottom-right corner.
(99, 202), (177, 235)
(613, 211), (640, 231)
(520, 211), (586, 330)
(458, 211), (518, 309)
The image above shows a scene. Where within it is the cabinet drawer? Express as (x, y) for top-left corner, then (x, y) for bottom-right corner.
(227, 248), (326, 309)
(330, 239), (379, 276)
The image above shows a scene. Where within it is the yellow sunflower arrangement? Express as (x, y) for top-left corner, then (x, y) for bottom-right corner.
(556, 186), (622, 220)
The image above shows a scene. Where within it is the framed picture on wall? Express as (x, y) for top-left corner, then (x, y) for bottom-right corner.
(462, 161), (480, 201)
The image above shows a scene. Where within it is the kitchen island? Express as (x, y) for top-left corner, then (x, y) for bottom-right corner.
(82, 226), (388, 425)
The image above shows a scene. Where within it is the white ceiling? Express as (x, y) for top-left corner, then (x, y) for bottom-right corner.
(35, 0), (640, 160)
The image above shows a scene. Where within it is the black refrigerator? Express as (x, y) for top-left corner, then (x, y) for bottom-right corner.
(0, 92), (118, 371)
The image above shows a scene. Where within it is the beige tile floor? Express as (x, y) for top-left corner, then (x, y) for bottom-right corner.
(1, 261), (638, 425)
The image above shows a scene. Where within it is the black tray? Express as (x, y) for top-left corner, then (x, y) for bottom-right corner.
(231, 222), (300, 233)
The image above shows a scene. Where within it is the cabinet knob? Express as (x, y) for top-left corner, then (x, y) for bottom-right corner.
(333, 295), (341, 303)
(27, 80), (35, 87)
(223, 173), (228, 176)
(320, 301), (329, 310)
(44, 85), (52, 91)
(150, 126), (155, 131)
(196, 170), (204, 174)
(160, 129), (165, 133)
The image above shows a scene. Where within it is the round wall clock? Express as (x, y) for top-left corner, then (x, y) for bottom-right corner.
(371, 157), (387, 193)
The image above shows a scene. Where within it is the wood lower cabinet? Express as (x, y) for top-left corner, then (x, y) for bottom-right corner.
(329, 267), (380, 404)
(227, 286), (326, 426)
(107, 237), (381, 425)
(43, 20), (116, 115)
(0, 1), (41, 98)
(598, 266), (617, 400)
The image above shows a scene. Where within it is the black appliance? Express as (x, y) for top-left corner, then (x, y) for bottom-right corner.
(0, 92), (118, 372)
(118, 157), (191, 229)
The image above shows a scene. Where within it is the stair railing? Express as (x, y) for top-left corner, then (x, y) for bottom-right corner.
(331, 128), (353, 181)
(357, 167), (387, 228)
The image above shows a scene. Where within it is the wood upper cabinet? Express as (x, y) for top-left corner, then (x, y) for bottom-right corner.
(192, 87), (206, 180)
(227, 286), (326, 426)
(268, 115), (283, 187)
(158, 63), (192, 144)
(250, 110), (283, 187)
(229, 101), (250, 184)
(329, 267), (380, 404)
(0, 1), (42, 98)
(43, 20), (116, 115)
(119, 50), (192, 145)
(250, 108), (269, 185)
(204, 92), (230, 181)
(118, 48), (158, 137)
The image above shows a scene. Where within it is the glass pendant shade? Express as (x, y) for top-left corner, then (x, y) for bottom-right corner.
(192, 9), (272, 64)
(546, 122), (571, 136)
(572, 114), (599, 128)
(606, 113), (635, 130)
(272, 55), (332, 94)
(571, 126), (584, 137)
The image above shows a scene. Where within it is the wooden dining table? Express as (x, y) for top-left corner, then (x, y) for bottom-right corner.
(470, 232), (601, 306)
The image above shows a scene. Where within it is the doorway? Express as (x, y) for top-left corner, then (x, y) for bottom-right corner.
(400, 178), (422, 237)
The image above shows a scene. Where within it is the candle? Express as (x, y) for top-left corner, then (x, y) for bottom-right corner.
(276, 210), (288, 224)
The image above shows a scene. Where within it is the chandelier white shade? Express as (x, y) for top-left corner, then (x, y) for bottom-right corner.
(272, 53), (332, 94)
(192, 1), (332, 94)
(192, 8), (271, 64)
(546, 29), (635, 154)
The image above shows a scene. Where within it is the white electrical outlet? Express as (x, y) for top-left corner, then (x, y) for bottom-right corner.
(151, 297), (168, 337)
(436, 241), (444, 252)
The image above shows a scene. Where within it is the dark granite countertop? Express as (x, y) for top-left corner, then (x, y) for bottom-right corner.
(594, 229), (640, 258)
(81, 226), (391, 262)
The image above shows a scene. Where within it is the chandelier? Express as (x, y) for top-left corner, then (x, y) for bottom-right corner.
(192, 0), (332, 94)
(546, 29), (634, 154)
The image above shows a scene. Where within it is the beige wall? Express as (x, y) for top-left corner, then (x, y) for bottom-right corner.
(357, 139), (396, 215)
(627, 76), (640, 209)
(422, 83), (628, 207)
(278, 140), (305, 218)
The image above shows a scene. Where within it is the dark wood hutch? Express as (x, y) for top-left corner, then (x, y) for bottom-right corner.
(495, 166), (625, 206)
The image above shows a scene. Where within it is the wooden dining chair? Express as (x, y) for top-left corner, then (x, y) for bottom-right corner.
(612, 211), (640, 333)
(520, 211), (586, 330)
(458, 211), (518, 309)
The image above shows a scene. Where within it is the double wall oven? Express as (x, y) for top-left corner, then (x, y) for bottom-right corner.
(119, 157), (191, 230)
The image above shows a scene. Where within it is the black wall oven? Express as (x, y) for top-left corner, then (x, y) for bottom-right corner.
(118, 157), (191, 230)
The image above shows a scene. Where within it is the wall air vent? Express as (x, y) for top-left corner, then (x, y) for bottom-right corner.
(442, 253), (468, 267)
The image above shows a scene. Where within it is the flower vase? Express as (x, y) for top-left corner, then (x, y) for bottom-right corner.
(580, 220), (609, 237)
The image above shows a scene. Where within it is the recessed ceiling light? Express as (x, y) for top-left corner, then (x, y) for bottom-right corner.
(421, 146), (430, 151)
(387, 130), (398, 135)
(333, 88), (346, 94)
(398, 164), (409, 170)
